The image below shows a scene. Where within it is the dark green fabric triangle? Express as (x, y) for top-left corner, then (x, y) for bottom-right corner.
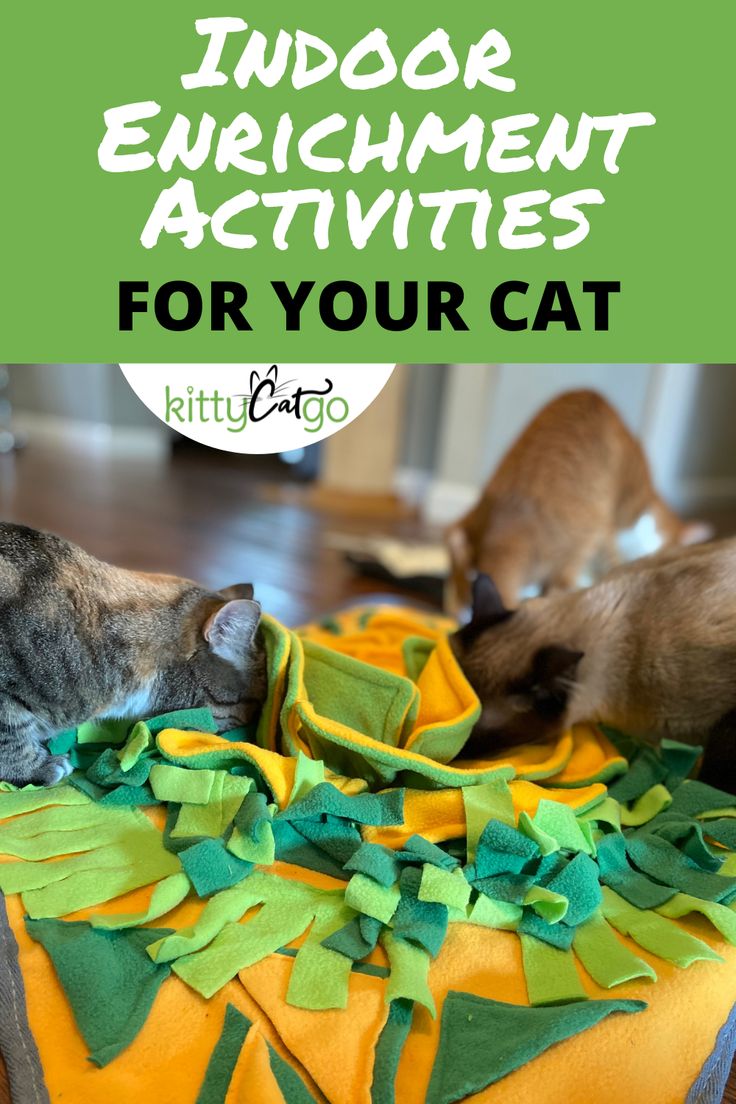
(426, 993), (646, 1104)
(196, 1003), (252, 1104)
(25, 918), (172, 1067)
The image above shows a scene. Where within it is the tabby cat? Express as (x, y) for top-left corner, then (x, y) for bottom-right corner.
(0, 523), (267, 787)
(445, 389), (711, 613)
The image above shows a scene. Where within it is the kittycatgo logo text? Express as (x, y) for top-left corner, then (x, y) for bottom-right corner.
(120, 363), (395, 454)
(164, 366), (350, 435)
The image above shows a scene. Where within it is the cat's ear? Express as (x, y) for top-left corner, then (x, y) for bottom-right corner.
(218, 583), (254, 601)
(527, 645), (584, 716)
(249, 370), (260, 393)
(267, 364), (278, 380)
(472, 574), (509, 623)
(454, 573), (514, 647)
(204, 599), (261, 666)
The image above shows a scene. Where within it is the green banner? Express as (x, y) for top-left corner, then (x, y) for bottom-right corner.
(2, 2), (733, 361)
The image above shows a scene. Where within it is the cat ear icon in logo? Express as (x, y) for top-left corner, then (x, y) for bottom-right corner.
(120, 364), (396, 454)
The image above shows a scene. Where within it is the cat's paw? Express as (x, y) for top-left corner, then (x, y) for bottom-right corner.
(34, 755), (73, 787)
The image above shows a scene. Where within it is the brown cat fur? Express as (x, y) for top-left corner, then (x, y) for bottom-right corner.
(0, 523), (267, 787)
(451, 540), (736, 782)
(445, 389), (710, 613)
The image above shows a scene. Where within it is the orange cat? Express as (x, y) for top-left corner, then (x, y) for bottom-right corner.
(445, 389), (711, 612)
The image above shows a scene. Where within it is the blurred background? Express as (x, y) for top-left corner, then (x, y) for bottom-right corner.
(1, 363), (734, 623)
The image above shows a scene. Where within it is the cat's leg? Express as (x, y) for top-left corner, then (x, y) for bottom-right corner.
(544, 532), (606, 594)
(0, 718), (73, 787)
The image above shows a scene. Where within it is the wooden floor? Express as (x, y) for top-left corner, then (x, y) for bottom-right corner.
(0, 433), (734, 1103)
(0, 437), (437, 625)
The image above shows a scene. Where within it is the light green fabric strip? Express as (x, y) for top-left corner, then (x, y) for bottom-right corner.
(90, 872), (191, 929)
(418, 865), (471, 911)
(466, 894), (521, 931)
(578, 797), (621, 832)
(517, 811), (559, 856)
(0, 784), (89, 818)
(601, 887), (723, 968)
(171, 774), (251, 839)
(22, 847), (182, 919)
(173, 897), (317, 999)
(463, 778), (515, 862)
(656, 892), (736, 945)
(532, 800), (594, 856)
(520, 935), (587, 1006)
(117, 722), (153, 771)
(289, 752), (326, 805)
(523, 885), (568, 924)
(620, 785), (672, 827)
(147, 877), (271, 963)
(382, 931), (436, 1017)
(149, 763), (218, 805)
(286, 904), (355, 1010)
(573, 911), (657, 988)
(227, 820), (276, 865)
(345, 873), (401, 925)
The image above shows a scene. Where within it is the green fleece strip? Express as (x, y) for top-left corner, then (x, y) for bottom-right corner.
(626, 834), (736, 902)
(418, 865), (471, 911)
(172, 878), (332, 997)
(0, 801), (135, 838)
(531, 800), (594, 856)
(289, 752), (326, 805)
(620, 785), (672, 827)
(601, 887), (723, 967)
(1, 826), (182, 918)
(345, 873), (401, 925)
(0, 820), (138, 860)
(463, 779), (515, 863)
(196, 1003), (252, 1104)
(0, 783), (89, 818)
(578, 796), (621, 833)
(117, 721), (153, 771)
(520, 935), (587, 1006)
(148, 877), (273, 963)
(149, 763), (219, 805)
(76, 718), (131, 746)
(227, 792), (276, 866)
(286, 905), (356, 1010)
(174, 905), (316, 999)
(523, 885), (569, 924)
(465, 894), (521, 931)
(572, 911), (657, 987)
(171, 774), (251, 840)
(90, 872), (191, 930)
(267, 1043), (317, 1104)
(517, 812), (559, 856)
(147, 707), (217, 737)
(656, 892), (736, 945)
(371, 999), (414, 1104)
(382, 931), (436, 1017)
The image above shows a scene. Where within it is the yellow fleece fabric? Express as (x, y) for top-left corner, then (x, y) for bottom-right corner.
(0, 605), (734, 1104)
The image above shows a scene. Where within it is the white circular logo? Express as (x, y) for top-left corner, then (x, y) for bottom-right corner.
(120, 363), (396, 454)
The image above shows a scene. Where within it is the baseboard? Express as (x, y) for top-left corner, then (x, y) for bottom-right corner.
(11, 412), (169, 459)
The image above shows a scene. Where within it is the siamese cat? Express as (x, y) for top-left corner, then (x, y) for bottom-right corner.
(445, 389), (711, 613)
(451, 541), (736, 783)
(0, 523), (267, 787)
